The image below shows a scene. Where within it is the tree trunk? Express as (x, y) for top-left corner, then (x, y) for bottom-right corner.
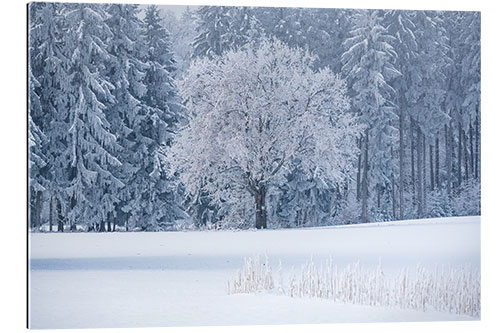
(410, 118), (415, 199)
(391, 176), (396, 220)
(34, 191), (42, 230)
(361, 129), (369, 223)
(391, 147), (397, 220)
(399, 102), (404, 220)
(423, 135), (427, 215)
(57, 198), (64, 232)
(416, 127), (423, 218)
(107, 213), (112, 232)
(430, 142), (434, 191)
(356, 138), (362, 201)
(69, 195), (77, 231)
(255, 185), (267, 229)
(99, 218), (106, 232)
(475, 110), (479, 179)
(450, 121), (456, 189)
(457, 121), (462, 190)
(376, 184), (381, 209)
(469, 122), (474, 179)
(343, 178), (349, 201)
(435, 135), (440, 189)
(445, 124), (451, 195)
(49, 195), (53, 232)
(463, 127), (469, 182)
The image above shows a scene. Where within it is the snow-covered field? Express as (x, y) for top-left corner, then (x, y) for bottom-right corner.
(28, 216), (480, 329)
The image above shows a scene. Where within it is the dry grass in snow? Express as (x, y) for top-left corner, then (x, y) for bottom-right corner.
(229, 256), (480, 317)
(227, 255), (274, 294)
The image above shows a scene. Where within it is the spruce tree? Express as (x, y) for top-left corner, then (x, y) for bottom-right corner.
(341, 10), (401, 223)
(384, 10), (419, 220)
(28, 68), (48, 230)
(134, 5), (187, 230)
(104, 4), (149, 231)
(192, 6), (261, 59)
(29, 2), (72, 231)
(63, 4), (123, 230)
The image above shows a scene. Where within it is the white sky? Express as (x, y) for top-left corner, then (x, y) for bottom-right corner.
(159, 4), (192, 16)
(138, 4), (194, 18)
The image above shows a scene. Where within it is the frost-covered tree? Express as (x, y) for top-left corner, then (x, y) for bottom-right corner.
(190, 6), (264, 226)
(253, 7), (354, 225)
(29, 2), (74, 231)
(439, 11), (480, 203)
(131, 5), (188, 231)
(341, 10), (401, 223)
(304, 8), (353, 72)
(230, 7), (262, 47)
(272, 163), (336, 228)
(28, 68), (48, 230)
(192, 6), (261, 59)
(440, 12), (481, 217)
(143, 5), (180, 117)
(460, 12), (480, 119)
(459, 12), (481, 181)
(104, 4), (148, 231)
(192, 6), (232, 59)
(254, 7), (351, 72)
(254, 7), (306, 50)
(171, 38), (361, 229)
(410, 11), (450, 217)
(62, 4), (123, 230)
(444, 12), (477, 194)
(384, 10), (419, 220)
(410, 11), (450, 130)
(163, 7), (198, 76)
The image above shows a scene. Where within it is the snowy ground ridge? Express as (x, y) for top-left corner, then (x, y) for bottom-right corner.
(29, 216), (480, 328)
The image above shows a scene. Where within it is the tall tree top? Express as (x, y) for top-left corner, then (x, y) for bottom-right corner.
(144, 5), (176, 72)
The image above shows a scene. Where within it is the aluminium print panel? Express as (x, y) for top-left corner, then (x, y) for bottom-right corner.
(28, 1), (480, 329)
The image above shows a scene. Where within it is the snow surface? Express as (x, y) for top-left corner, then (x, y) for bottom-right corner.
(28, 216), (480, 329)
